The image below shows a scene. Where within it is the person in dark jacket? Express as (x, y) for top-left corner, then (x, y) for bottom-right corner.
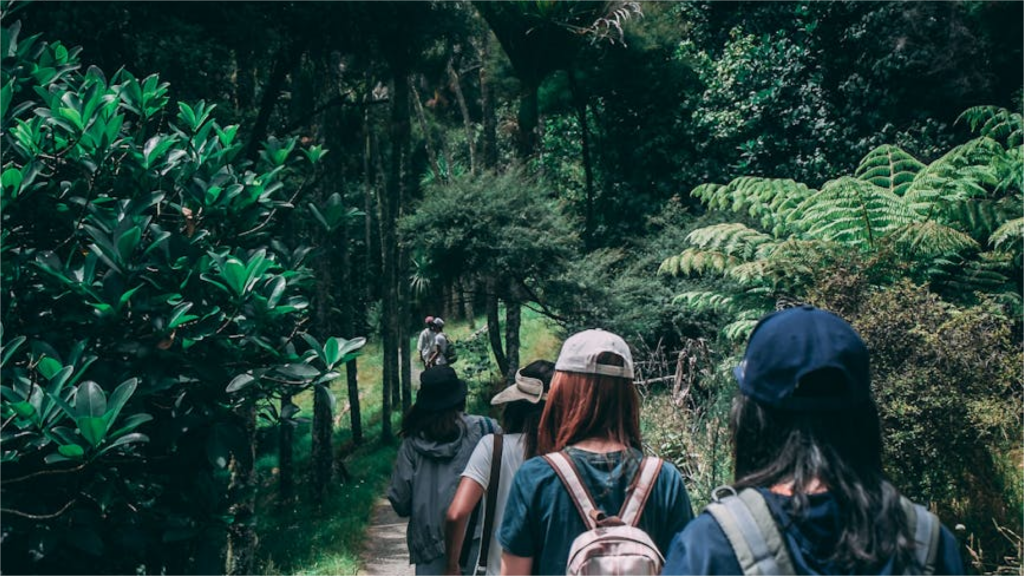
(662, 306), (964, 575)
(388, 366), (501, 575)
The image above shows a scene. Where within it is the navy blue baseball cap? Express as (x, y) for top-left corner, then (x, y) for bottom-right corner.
(734, 306), (870, 411)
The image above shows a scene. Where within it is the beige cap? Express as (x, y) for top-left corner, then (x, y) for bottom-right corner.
(554, 329), (634, 379)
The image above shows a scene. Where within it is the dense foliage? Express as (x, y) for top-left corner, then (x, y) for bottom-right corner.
(0, 22), (362, 573)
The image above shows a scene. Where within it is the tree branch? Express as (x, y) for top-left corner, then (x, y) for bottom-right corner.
(0, 499), (77, 520)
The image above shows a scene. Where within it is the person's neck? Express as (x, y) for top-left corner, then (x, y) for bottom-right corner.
(570, 437), (629, 453)
(769, 477), (828, 496)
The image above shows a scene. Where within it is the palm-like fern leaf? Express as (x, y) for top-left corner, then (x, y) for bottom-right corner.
(659, 248), (741, 276)
(957, 105), (1024, 147)
(684, 223), (775, 258)
(792, 177), (919, 249)
(888, 221), (979, 260)
(855, 145), (925, 196)
(990, 217), (1023, 251)
(692, 178), (815, 237)
(928, 250), (1015, 296)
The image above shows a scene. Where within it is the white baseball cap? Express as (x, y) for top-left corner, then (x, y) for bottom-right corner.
(554, 329), (634, 380)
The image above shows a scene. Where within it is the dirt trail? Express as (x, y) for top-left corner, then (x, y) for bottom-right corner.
(357, 498), (413, 576)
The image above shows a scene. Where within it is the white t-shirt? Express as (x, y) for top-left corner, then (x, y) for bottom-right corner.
(417, 329), (435, 362)
(433, 332), (449, 365)
(461, 433), (526, 575)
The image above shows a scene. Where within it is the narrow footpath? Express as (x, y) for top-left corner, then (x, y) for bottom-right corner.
(357, 498), (412, 576)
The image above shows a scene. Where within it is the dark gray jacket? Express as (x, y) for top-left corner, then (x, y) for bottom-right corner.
(388, 414), (500, 565)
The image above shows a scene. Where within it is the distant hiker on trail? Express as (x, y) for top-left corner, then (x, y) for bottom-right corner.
(443, 359), (556, 576)
(418, 315), (437, 367)
(388, 365), (501, 575)
(498, 329), (694, 576)
(428, 317), (449, 368)
(661, 306), (965, 575)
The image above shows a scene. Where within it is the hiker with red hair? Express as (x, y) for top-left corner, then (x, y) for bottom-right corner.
(497, 329), (694, 575)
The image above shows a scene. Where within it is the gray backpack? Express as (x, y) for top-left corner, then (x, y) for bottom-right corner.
(544, 451), (665, 576)
(706, 486), (942, 575)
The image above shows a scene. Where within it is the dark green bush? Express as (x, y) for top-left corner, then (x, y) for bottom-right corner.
(834, 280), (1021, 572)
(0, 25), (360, 574)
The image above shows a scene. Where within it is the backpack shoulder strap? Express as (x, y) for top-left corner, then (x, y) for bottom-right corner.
(476, 433), (504, 571)
(705, 487), (796, 576)
(900, 497), (941, 576)
(543, 451), (600, 530)
(619, 457), (663, 526)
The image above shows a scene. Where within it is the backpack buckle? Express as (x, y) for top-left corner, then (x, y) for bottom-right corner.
(711, 485), (737, 503)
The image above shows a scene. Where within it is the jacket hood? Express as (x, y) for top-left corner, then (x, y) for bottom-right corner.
(408, 422), (466, 459)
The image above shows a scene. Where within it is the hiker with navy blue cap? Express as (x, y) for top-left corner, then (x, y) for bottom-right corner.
(662, 306), (965, 575)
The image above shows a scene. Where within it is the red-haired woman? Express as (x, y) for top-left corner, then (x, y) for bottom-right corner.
(497, 330), (694, 575)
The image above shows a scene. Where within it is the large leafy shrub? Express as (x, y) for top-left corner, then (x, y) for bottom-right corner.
(0, 23), (360, 574)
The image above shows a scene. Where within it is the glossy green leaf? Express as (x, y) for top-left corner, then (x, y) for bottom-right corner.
(36, 356), (63, 380)
(78, 415), (107, 447)
(104, 378), (137, 428)
(58, 444), (85, 458)
(76, 381), (106, 418)
(225, 374), (255, 393)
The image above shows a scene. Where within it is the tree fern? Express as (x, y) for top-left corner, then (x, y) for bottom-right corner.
(659, 247), (741, 276)
(990, 217), (1023, 251)
(855, 145), (925, 196)
(692, 177), (815, 237)
(928, 250), (1015, 297)
(792, 177), (919, 249)
(684, 222), (775, 259)
(888, 221), (979, 260)
(957, 105), (1024, 147)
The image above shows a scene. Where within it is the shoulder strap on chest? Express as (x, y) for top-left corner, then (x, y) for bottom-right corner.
(619, 457), (662, 526)
(476, 433), (503, 571)
(900, 497), (941, 576)
(705, 486), (796, 576)
(543, 451), (601, 530)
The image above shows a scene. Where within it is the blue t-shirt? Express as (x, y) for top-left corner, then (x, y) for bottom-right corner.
(498, 447), (694, 575)
(662, 488), (965, 575)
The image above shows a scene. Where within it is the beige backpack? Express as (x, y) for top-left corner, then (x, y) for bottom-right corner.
(544, 451), (665, 576)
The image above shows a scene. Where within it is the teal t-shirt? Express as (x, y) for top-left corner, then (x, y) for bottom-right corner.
(497, 447), (694, 575)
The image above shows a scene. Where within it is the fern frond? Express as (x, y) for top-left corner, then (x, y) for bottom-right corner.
(990, 217), (1024, 251)
(928, 250), (1015, 295)
(672, 290), (741, 314)
(889, 221), (979, 260)
(691, 177), (815, 236)
(684, 223), (774, 258)
(723, 319), (759, 342)
(792, 177), (920, 249)
(855, 145), (925, 196)
(957, 106), (1024, 147)
(940, 198), (1016, 241)
(659, 248), (741, 277)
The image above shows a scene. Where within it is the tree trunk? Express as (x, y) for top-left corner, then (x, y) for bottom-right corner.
(279, 395), (294, 500)
(398, 135), (412, 413)
(568, 70), (595, 250)
(381, 70), (411, 442)
(516, 83), (539, 161)
(226, 402), (257, 576)
(409, 78), (440, 182)
(461, 276), (475, 329)
(486, 278), (508, 376)
(346, 359), (362, 444)
(245, 38), (305, 162)
(504, 300), (521, 384)
(477, 37), (498, 170)
(363, 107), (380, 308)
(311, 384), (333, 498)
(447, 54), (477, 174)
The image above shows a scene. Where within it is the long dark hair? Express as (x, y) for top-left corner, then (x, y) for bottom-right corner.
(731, 370), (916, 572)
(501, 360), (555, 459)
(400, 401), (465, 442)
(537, 352), (641, 455)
